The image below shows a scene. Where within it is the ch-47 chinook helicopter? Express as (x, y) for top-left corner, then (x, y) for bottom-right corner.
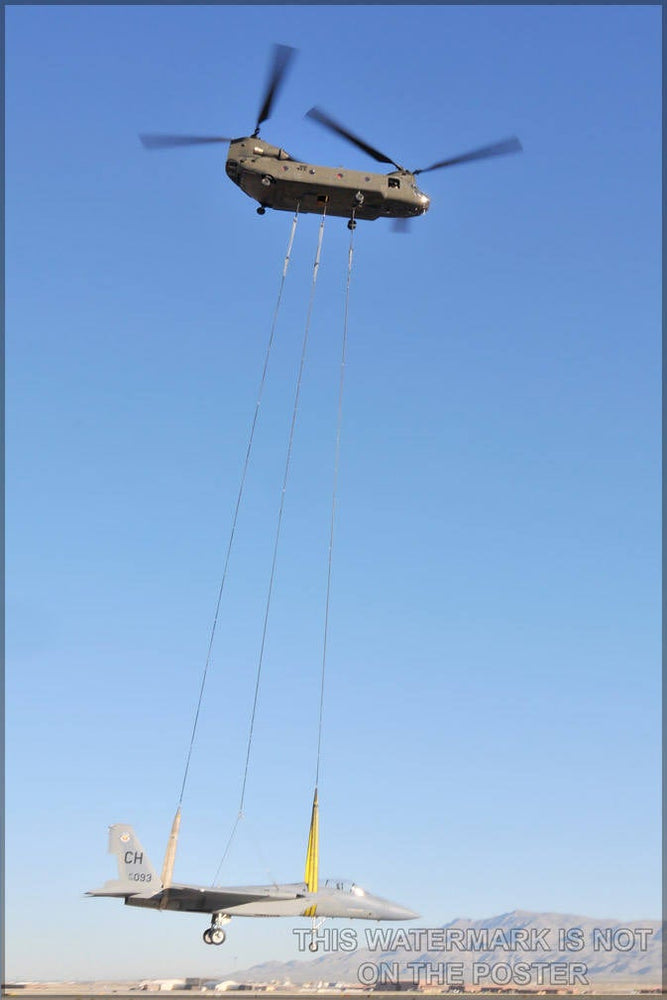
(140, 45), (522, 230)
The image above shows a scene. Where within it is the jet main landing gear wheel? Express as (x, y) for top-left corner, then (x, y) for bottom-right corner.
(203, 911), (231, 945)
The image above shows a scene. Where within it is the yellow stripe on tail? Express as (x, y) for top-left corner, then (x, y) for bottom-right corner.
(303, 788), (319, 916)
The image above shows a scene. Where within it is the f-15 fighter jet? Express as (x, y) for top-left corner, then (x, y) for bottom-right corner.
(88, 814), (418, 946)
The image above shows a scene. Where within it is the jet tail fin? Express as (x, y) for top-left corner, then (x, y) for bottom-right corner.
(87, 823), (161, 897)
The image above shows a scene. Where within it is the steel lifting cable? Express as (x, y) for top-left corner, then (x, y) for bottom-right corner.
(314, 214), (355, 791)
(177, 207), (300, 810)
(213, 207), (328, 885)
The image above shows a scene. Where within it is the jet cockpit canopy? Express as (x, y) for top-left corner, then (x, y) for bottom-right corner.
(324, 878), (366, 896)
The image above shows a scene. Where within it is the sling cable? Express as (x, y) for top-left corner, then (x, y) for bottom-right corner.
(161, 205), (355, 913)
(304, 212), (356, 937)
(158, 207), (300, 897)
(212, 205), (328, 885)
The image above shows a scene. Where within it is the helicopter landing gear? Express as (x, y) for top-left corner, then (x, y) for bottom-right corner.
(257, 206), (267, 215)
(347, 218), (357, 231)
(203, 913), (230, 945)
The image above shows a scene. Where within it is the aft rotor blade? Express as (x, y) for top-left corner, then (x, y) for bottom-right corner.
(414, 136), (522, 175)
(306, 107), (402, 169)
(255, 44), (297, 132)
(139, 134), (232, 150)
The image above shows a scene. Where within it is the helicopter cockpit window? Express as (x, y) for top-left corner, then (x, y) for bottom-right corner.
(388, 178), (401, 189)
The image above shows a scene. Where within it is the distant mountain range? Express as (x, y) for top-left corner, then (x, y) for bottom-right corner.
(231, 911), (662, 989)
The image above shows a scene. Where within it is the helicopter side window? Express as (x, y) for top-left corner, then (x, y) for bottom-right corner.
(388, 178), (401, 189)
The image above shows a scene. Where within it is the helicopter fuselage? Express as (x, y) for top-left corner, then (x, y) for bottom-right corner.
(225, 137), (430, 221)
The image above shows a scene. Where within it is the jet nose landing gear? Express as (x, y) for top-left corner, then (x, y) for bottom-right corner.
(203, 913), (231, 945)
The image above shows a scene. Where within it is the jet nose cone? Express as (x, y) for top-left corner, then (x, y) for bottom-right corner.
(363, 890), (420, 921)
(386, 903), (420, 920)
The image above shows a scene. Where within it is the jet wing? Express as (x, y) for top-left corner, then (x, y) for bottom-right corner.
(87, 868), (305, 913)
(150, 884), (305, 913)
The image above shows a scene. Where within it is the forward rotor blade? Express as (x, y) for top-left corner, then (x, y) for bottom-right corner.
(391, 218), (413, 235)
(139, 134), (232, 150)
(255, 44), (297, 132)
(414, 136), (522, 175)
(306, 107), (401, 169)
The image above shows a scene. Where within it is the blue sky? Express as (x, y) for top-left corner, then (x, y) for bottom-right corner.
(6, 3), (661, 983)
